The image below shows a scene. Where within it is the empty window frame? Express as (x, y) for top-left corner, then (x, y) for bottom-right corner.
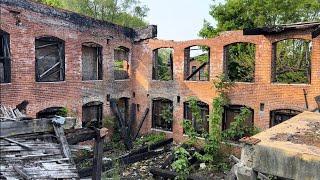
(152, 98), (173, 131)
(184, 100), (209, 136)
(223, 105), (254, 130)
(0, 30), (11, 83)
(270, 109), (301, 127)
(114, 46), (130, 80)
(224, 43), (255, 82)
(35, 36), (65, 82)
(184, 46), (210, 81)
(152, 48), (173, 81)
(82, 42), (103, 80)
(82, 101), (103, 128)
(272, 39), (311, 84)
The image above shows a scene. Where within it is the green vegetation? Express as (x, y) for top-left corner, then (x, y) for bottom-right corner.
(222, 107), (260, 141)
(134, 132), (166, 146)
(172, 74), (261, 178)
(275, 39), (311, 84)
(35, 0), (149, 28)
(57, 107), (68, 117)
(226, 43), (256, 82)
(199, 0), (319, 84)
(156, 48), (173, 81)
(199, 0), (320, 38)
(160, 104), (173, 124)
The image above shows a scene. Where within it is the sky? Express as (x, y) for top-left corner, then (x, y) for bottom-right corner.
(140, 0), (223, 41)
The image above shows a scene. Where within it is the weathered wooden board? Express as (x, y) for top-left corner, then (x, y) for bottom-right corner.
(0, 118), (76, 137)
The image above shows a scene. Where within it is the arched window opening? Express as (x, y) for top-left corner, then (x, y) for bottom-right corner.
(184, 100), (209, 136)
(223, 105), (254, 130)
(152, 48), (173, 81)
(114, 46), (130, 80)
(270, 109), (301, 127)
(272, 39), (311, 84)
(82, 101), (103, 128)
(35, 36), (65, 82)
(224, 43), (255, 82)
(152, 98), (173, 131)
(82, 42), (103, 80)
(36, 107), (67, 119)
(0, 30), (11, 83)
(184, 46), (210, 81)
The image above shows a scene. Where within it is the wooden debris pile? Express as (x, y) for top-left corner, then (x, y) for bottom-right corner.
(0, 115), (84, 179)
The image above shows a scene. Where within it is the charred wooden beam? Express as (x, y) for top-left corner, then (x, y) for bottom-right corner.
(92, 131), (103, 180)
(66, 128), (96, 145)
(134, 108), (149, 141)
(128, 138), (173, 157)
(110, 99), (133, 150)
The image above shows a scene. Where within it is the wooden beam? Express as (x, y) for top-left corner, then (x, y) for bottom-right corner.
(186, 62), (207, 80)
(92, 131), (103, 180)
(53, 124), (74, 164)
(13, 166), (32, 180)
(0, 137), (33, 150)
(134, 108), (149, 141)
(66, 128), (96, 145)
(0, 118), (76, 137)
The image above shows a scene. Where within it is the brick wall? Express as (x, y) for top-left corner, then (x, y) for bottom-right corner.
(132, 30), (320, 142)
(1, 2), (319, 142)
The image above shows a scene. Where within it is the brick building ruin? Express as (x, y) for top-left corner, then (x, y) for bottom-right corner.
(1, 0), (320, 142)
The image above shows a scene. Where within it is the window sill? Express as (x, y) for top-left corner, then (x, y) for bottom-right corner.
(183, 80), (209, 83)
(0, 82), (12, 85)
(114, 79), (130, 82)
(82, 80), (103, 82)
(234, 81), (255, 85)
(151, 128), (173, 133)
(35, 81), (66, 84)
(271, 83), (311, 86)
(151, 80), (174, 82)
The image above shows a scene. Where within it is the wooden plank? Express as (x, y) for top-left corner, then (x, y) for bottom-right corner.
(134, 108), (149, 140)
(53, 124), (74, 164)
(66, 128), (96, 144)
(0, 118), (76, 137)
(0, 137), (33, 150)
(13, 166), (32, 180)
(92, 132), (103, 180)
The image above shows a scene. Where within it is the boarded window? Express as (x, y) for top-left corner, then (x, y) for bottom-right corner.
(272, 39), (311, 84)
(152, 48), (173, 81)
(0, 30), (11, 83)
(224, 43), (255, 82)
(270, 109), (301, 127)
(184, 46), (210, 81)
(184, 101), (209, 136)
(223, 105), (254, 130)
(82, 43), (103, 80)
(152, 98), (173, 131)
(114, 46), (130, 80)
(35, 37), (65, 82)
(82, 102), (103, 128)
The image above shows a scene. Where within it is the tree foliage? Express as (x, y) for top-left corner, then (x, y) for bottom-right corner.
(35, 0), (149, 28)
(199, 0), (320, 38)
